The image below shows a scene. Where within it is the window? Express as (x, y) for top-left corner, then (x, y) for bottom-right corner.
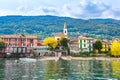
(16, 44), (18, 46)
(21, 48), (23, 51)
(22, 43), (25, 46)
(89, 40), (91, 43)
(26, 38), (27, 41)
(80, 44), (82, 49)
(22, 43), (24, 46)
(12, 44), (14, 47)
(21, 38), (25, 42)
(16, 38), (18, 41)
(30, 39), (33, 43)
(30, 44), (33, 47)
(80, 40), (82, 49)
(57, 38), (59, 41)
(84, 40), (86, 42)
(8, 38), (11, 41)
(84, 44), (86, 47)
(80, 40), (82, 43)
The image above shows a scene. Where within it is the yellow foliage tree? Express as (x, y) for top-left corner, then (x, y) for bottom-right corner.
(111, 42), (120, 57)
(43, 37), (58, 50)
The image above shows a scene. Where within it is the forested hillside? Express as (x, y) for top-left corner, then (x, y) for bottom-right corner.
(0, 15), (120, 39)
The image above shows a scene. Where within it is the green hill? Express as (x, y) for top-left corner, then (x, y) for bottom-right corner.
(0, 15), (120, 39)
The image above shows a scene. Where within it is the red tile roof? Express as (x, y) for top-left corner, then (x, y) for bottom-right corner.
(0, 34), (37, 38)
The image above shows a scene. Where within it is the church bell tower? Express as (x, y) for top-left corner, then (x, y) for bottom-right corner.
(63, 22), (67, 36)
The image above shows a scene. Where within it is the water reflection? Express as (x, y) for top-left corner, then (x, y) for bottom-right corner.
(112, 60), (120, 78)
(0, 59), (5, 80)
(42, 59), (70, 80)
(5, 60), (21, 80)
(0, 58), (120, 80)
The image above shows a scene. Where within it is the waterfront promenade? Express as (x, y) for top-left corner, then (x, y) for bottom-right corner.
(37, 56), (120, 61)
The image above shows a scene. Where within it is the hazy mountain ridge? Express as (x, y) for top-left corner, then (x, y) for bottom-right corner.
(0, 15), (120, 39)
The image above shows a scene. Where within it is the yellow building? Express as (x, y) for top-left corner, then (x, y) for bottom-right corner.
(101, 40), (111, 52)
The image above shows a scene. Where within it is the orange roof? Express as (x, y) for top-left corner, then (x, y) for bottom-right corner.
(78, 35), (94, 40)
(0, 34), (37, 38)
(55, 32), (67, 37)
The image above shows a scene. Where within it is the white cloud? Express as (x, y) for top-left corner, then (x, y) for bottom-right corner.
(0, 9), (16, 16)
(0, 0), (120, 19)
(24, 6), (60, 16)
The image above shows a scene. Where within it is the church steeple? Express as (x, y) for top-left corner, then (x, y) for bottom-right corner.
(63, 22), (67, 36)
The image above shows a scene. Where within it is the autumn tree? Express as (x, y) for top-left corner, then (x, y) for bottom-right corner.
(43, 37), (58, 50)
(111, 42), (120, 57)
(94, 40), (102, 53)
(0, 40), (5, 51)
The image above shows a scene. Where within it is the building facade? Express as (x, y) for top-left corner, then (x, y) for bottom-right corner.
(101, 40), (111, 52)
(78, 36), (94, 52)
(69, 40), (80, 53)
(32, 40), (50, 57)
(69, 36), (94, 53)
(0, 34), (37, 53)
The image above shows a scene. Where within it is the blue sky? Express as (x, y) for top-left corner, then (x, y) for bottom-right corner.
(0, 0), (120, 19)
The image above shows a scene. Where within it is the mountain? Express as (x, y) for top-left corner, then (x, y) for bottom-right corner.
(0, 15), (120, 40)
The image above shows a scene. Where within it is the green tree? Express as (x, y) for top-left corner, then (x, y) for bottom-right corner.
(94, 40), (102, 53)
(59, 38), (69, 50)
(58, 38), (70, 55)
(0, 40), (5, 51)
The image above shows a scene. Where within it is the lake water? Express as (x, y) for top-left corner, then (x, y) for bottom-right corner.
(0, 58), (120, 80)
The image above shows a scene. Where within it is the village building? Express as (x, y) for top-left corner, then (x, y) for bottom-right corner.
(69, 39), (80, 53)
(0, 34), (37, 54)
(69, 36), (94, 53)
(78, 36), (94, 52)
(101, 39), (111, 52)
(32, 40), (50, 57)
